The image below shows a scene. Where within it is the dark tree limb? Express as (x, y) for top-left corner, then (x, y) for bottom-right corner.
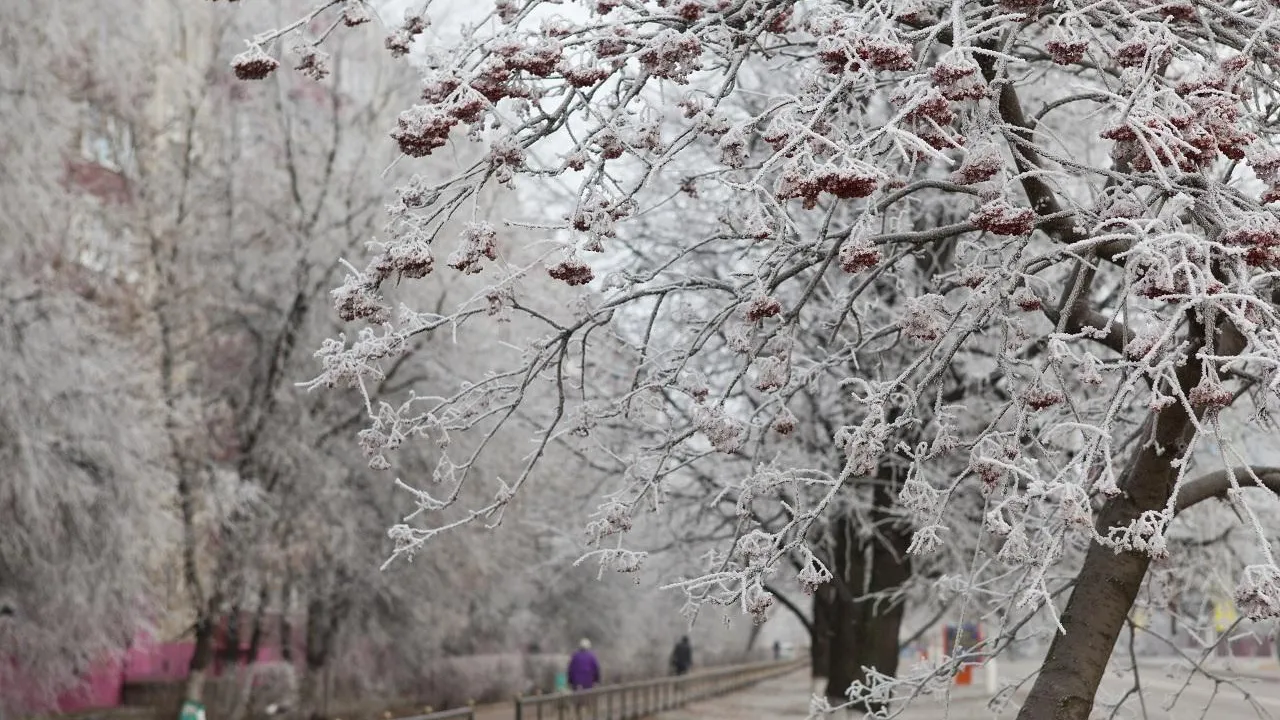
(1174, 467), (1280, 514)
(764, 582), (814, 635)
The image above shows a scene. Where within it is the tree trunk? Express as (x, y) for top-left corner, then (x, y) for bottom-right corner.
(224, 603), (243, 669)
(246, 585), (271, 664)
(227, 586), (274, 720)
(811, 582), (835, 680)
(825, 512), (866, 707)
(183, 614), (218, 707)
(824, 482), (912, 714)
(298, 669), (326, 720)
(864, 489), (911, 684)
(744, 622), (763, 656)
(280, 578), (295, 664)
(299, 598), (327, 720)
(299, 593), (345, 720)
(177, 466), (217, 715)
(1017, 349), (1204, 720)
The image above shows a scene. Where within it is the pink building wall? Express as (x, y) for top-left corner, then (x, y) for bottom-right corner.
(122, 639), (195, 682)
(54, 658), (123, 711)
(50, 620), (298, 714)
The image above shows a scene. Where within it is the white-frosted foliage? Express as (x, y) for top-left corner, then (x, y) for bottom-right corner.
(0, 0), (175, 710)
(238, 0), (1280, 679)
(0, 293), (171, 711)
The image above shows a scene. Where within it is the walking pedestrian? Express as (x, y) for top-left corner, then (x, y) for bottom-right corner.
(670, 636), (692, 676)
(567, 639), (601, 719)
(567, 638), (601, 690)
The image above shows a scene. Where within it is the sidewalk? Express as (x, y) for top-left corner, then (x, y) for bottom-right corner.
(1205, 654), (1280, 677)
(654, 666), (1026, 720)
(1138, 653), (1280, 681)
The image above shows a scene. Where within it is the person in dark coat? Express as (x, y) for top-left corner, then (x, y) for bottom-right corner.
(670, 636), (692, 675)
(567, 638), (602, 690)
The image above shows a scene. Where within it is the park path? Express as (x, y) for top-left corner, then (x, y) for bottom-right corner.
(649, 668), (999, 720)
(645, 659), (1280, 719)
(453, 665), (1002, 720)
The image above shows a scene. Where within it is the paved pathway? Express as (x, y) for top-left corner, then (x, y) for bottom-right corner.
(651, 669), (999, 720)
(649, 660), (1280, 719)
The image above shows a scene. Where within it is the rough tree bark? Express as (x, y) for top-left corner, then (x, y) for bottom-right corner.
(299, 598), (329, 720)
(223, 601), (244, 670)
(824, 479), (912, 713)
(245, 585), (271, 664)
(280, 578), (295, 664)
(965, 34), (1239, 720)
(227, 586), (273, 720)
(810, 582), (835, 682)
(178, 471), (217, 707)
(298, 584), (350, 720)
(183, 614), (218, 706)
(1016, 323), (1228, 720)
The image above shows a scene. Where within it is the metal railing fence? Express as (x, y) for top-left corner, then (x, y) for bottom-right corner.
(513, 658), (804, 720)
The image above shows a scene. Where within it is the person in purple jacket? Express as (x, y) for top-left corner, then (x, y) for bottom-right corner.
(566, 638), (602, 690)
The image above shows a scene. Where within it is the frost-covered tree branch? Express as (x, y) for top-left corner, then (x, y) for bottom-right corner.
(216, 0), (1280, 717)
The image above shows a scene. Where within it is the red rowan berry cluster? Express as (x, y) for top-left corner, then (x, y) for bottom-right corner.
(1250, 147), (1280, 204)
(930, 58), (987, 101)
(746, 296), (782, 322)
(294, 46), (330, 81)
(971, 199), (1036, 236)
(232, 46), (279, 80)
(1045, 37), (1088, 65)
(897, 88), (961, 152)
(373, 234), (435, 282)
(1023, 385), (1065, 410)
(1189, 377), (1233, 410)
(1221, 217), (1280, 269)
(385, 14), (427, 58)
(447, 223), (499, 274)
(391, 105), (458, 158)
(840, 239), (881, 273)
(548, 259), (595, 285)
(950, 145), (1003, 185)
(638, 30), (702, 83)
(775, 163), (880, 208)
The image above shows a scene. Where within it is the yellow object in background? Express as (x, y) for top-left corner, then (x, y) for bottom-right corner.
(1213, 597), (1239, 633)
